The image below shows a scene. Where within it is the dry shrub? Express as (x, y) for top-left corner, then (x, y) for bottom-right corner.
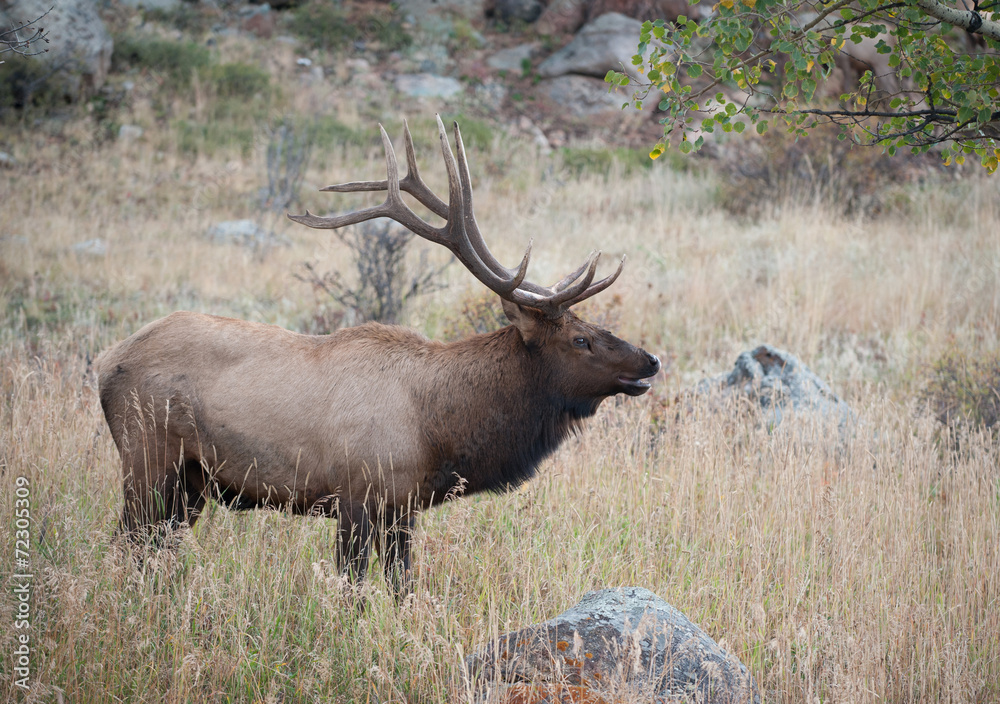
(715, 123), (940, 218)
(923, 346), (1000, 434)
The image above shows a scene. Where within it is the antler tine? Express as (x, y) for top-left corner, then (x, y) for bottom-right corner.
(289, 125), (447, 244)
(545, 251), (602, 307)
(550, 254), (598, 293)
(432, 116), (527, 296)
(451, 120), (517, 280)
(562, 254), (627, 308)
(317, 121), (449, 220)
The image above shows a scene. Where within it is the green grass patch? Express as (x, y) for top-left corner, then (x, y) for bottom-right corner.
(207, 62), (271, 100)
(111, 33), (211, 89)
(558, 146), (655, 179)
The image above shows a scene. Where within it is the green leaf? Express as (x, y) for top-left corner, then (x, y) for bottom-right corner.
(756, 120), (769, 134)
(687, 64), (703, 78)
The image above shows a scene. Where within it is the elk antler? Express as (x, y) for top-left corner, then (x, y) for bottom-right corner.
(288, 116), (624, 317)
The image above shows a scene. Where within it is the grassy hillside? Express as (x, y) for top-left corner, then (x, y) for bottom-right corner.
(2, 17), (999, 704)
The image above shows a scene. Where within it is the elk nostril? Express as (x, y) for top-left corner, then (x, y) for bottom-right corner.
(647, 353), (661, 371)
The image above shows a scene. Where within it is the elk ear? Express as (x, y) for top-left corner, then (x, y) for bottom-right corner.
(502, 299), (547, 343)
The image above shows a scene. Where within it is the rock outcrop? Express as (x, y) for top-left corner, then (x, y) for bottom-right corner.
(692, 344), (854, 429)
(1, 0), (113, 100)
(537, 12), (645, 80)
(468, 586), (760, 704)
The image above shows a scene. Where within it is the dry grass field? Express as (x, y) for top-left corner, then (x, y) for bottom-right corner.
(2, 31), (999, 703)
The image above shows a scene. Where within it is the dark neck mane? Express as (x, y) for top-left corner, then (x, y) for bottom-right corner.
(419, 326), (599, 499)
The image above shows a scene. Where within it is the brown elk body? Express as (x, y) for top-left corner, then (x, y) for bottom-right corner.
(98, 118), (660, 593)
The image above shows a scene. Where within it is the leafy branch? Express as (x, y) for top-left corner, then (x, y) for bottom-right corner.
(608, 0), (1000, 170)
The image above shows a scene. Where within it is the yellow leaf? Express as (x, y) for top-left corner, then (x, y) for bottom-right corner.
(806, 59), (814, 71)
(719, 0), (733, 8)
(662, 83), (672, 94)
(742, 0), (756, 8)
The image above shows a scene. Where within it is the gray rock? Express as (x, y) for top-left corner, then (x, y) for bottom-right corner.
(535, 0), (588, 35)
(694, 344), (855, 429)
(1, 0), (114, 100)
(468, 586), (760, 704)
(537, 12), (644, 80)
(0, 152), (17, 168)
(474, 80), (507, 111)
(393, 73), (464, 99)
(71, 238), (107, 256)
(541, 74), (629, 116)
(118, 0), (182, 9)
(206, 220), (287, 248)
(396, 0), (485, 22)
(486, 42), (540, 72)
(118, 124), (144, 142)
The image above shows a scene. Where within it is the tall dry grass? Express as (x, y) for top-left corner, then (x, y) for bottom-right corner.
(2, 81), (999, 702)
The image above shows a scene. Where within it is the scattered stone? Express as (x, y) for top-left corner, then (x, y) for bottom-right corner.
(396, 0), (486, 22)
(343, 58), (372, 74)
(240, 4), (276, 38)
(118, 124), (144, 142)
(296, 57), (313, 67)
(537, 12), (645, 80)
(393, 73), (464, 99)
(206, 220), (287, 248)
(118, 0), (180, 10)
(468, 586), (760, 704)
(0, 152), (17, 169)
(541, 74), (630, 117)
(474, 80), (507, 111)
(692, 344), (855, 429)
(71, 238), (108, 256)
(1, 0), (114, 100)
(486, 42), (540, 72)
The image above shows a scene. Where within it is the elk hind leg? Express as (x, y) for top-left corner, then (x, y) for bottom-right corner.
(117, 433), (203, 548)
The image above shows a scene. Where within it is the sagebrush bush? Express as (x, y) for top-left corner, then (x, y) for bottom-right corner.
(923, 347), (1000, 433)
(208, 62), (270, 100)
(0, 55), (63, 118)
(715, 124), (938, 218)
(289, 1), (358, 50)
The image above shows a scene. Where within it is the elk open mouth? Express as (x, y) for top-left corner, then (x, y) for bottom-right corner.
(617, 375), (653, 395)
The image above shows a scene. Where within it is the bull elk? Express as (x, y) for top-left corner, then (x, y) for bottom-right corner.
(98, 117), (660, 594)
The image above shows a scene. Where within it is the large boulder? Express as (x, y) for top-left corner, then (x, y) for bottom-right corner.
(541, 74), (630, 116)
(535, 0), (588, 35)
(537, 12), (645, 80)
(693, 344), (854, 428)
(393, 73), (464, 99)
(468, 587), (760, 704)
(1, 0), (113, 100)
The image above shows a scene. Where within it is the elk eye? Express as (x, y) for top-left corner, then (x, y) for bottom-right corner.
(572, 337), (589, 349)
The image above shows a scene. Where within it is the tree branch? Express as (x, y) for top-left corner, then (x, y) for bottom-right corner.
(915, 0), (1000, 40)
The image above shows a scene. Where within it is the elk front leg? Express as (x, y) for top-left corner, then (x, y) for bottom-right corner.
(378, 511), (414, 598)
(336, 502), (373, 584)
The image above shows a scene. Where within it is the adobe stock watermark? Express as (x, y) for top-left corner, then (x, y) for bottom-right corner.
(11, 476), (32, 691)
